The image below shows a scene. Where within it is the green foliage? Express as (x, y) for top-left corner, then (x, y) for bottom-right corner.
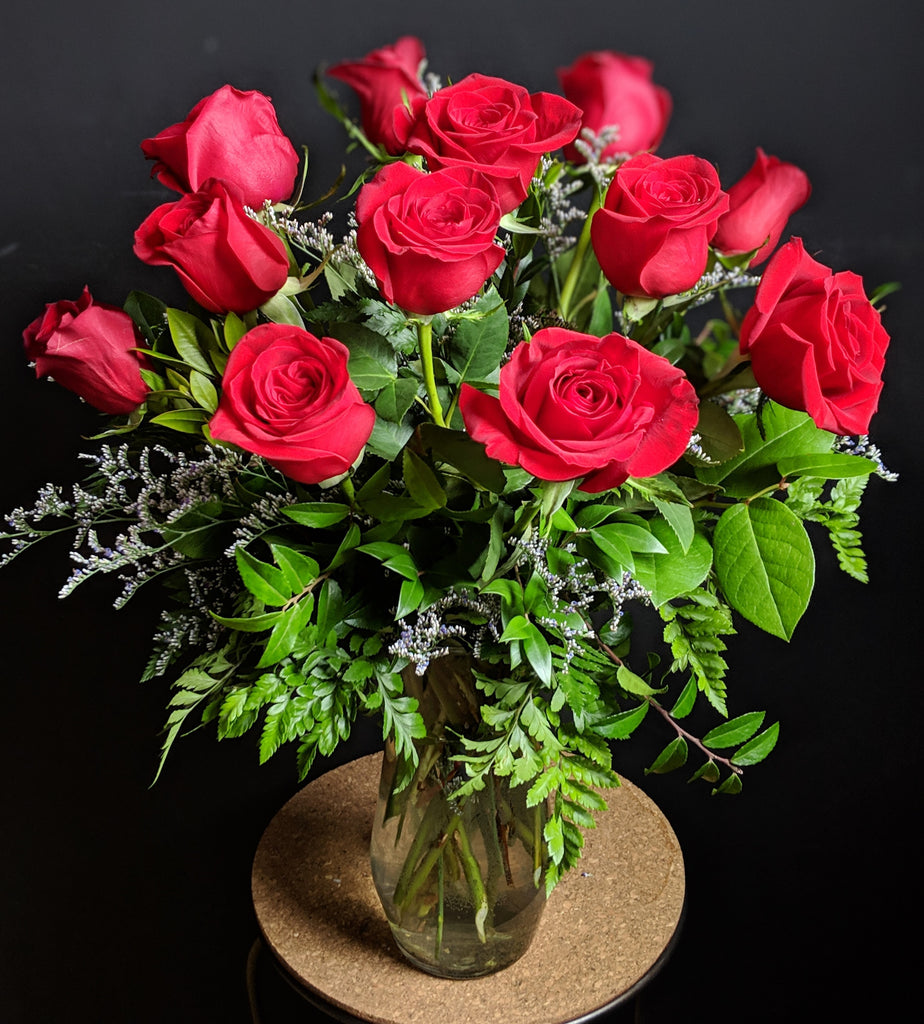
(1, 71), (898, 897)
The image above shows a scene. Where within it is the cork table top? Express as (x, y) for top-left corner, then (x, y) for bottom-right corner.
(251, 753), (685, 1024)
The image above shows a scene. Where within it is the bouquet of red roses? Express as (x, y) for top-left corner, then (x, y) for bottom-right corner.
(4, 38), (895, 903)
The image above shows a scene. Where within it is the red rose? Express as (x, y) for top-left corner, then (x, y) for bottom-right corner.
(209, 324), (375, 485)
(140, 85), (298, 209)
(459, 327), (699, 492)
(739, 237), (889, 435)
(328, 37), (427, 155)
(23, 287), (149, 414)
(557, 51), (672, 163)
(591, 153), (729, 298)
(355, 161), (505, 316)
(400, 73), (582, 214)
(713, 148), (811, 266)
(133, 178), (290, 314)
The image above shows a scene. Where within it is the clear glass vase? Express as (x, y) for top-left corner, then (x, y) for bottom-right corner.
(370, 655), (548, 978)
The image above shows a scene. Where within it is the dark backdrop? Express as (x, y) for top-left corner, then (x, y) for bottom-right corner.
(2, 2), (920, 1022)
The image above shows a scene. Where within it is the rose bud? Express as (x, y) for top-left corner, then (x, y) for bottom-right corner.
(739, 237), (889, 435)
(460, 327), (699, 492)
(557, 51), (672, 163)
(23, 286), (150, 414)
(327, 36), (428, 155)
(713, 148), (811, 265)
(133, 178), (290, 315)
(356, 161), (505, 316)
(140, 84), (299, 209)
(591, 152), (729, 298)
(209, 324), (375, 485)
(401, 73), (582, 214)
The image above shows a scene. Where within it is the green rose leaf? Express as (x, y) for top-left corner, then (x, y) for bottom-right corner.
(652, 496), (695, 553)
(448, 295), (509, 383)
(375, 377), (420, 423)
(348, 354), (397, 392)
(402, 449), (446, 511)
(366, 417), (414, 461)
(419, 424), (507, 492)
(713, 497), (814, 640)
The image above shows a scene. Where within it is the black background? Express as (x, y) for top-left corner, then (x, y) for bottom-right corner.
(2, 2), (921, 1022)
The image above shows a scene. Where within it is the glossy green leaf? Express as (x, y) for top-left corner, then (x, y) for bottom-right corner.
(235, 547), (292, 605)
(419, 424), (507, 492)
(731, 722), (780, 766)
(777, 453), (876, 479)
(702, 711), (765, 749)
(282, 502), (352, 528)
(616, 664), (660, 697)
(448, 298), (509, 383)
(696, 405), (834, 497)
(189, 370), (218, 413)
(357, 542), (419, 581)
(652, 497), (695, 553)
(258, 595), (315, 667)
(593, 701), (649, 739)
(396, 577), (425, 619)
(270, 545), (320, 592)
(402, 449), (446, 510)
(166, 308), (213, 375)
(223, 312), (248, 349)
(633, 518), (713, 607)
(523, 622), (552, 684)
(149, 409), (209, 434)
(646, 736), (688, 774)
(712, 773), (743, 795)
(670, 676), (698, 719)
(366, 417), (414, 461)
(713, 497), (814, 640)
(688, 760), (721, 784)
(258, 292), (305, 327)
(688, 401), (744, 466)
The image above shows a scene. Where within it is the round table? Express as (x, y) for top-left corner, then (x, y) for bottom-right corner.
(251, 754), (685, 1024)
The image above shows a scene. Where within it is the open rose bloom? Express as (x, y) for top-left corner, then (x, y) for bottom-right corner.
(7, 38), (898, 953)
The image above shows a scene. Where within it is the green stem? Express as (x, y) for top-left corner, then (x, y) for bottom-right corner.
(435, 853), (445, 959)
(393, 798), (452, 907)
(453, 820), (489, 943)
(417, 319), (445, 427)
(557, 192), (601, 323)
(340, 475), (357, 509)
